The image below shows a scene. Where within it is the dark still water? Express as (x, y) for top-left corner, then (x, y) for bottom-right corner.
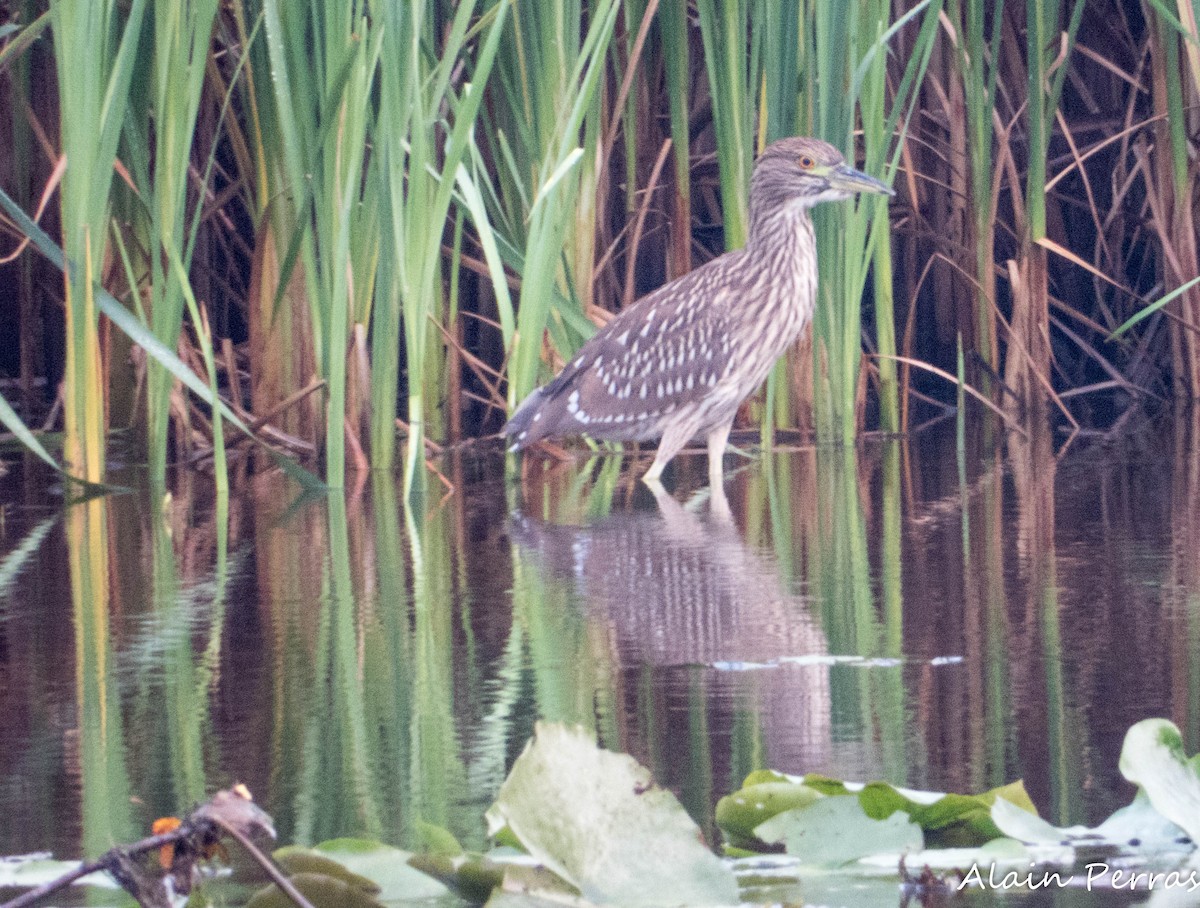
(1, 414), (1198, 903)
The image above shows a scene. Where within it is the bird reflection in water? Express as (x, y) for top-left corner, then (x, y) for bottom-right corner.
(509, 480), (832, 772)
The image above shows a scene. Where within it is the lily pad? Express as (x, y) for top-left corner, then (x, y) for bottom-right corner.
(485, 863), (592, 906)
(714, 781), (825, 850)
(991, 796), (1079, 845)
(719, 772), (1036, 851)
(860, 836), (1036, 871)
(993, 784), (1192, 859)
(272, 846), (380, 893)
(485, 722), (739, 906)
(755, 794), (924, 866)
(416, 821), (466, 857)
(1119, 718), (1200, 843)
(0, 855), (119, 891)
(408, 850), (506, 903)
(313, 838), (450, 901)
(906, 783), (1036, 847)
(246, 871), (387, 908)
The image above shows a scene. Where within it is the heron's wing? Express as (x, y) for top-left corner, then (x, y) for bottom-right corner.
(508, 258), (740, 444)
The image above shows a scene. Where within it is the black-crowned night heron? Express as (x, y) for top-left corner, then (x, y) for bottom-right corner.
(504, 136), (893, 486)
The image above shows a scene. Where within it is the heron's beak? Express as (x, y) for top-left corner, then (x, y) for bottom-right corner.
(829, 163), (894, 197)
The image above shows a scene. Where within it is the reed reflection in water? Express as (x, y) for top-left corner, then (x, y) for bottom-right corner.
(2, 417), (1200, 892)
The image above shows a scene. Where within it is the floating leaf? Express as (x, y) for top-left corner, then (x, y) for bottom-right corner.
(486, 863), (592, 906)
(755, 795), (924, 866)
(990, 797), (1076, 845)
(485, 722), (739, 906)
(273, 846), (380, 894)
(714, 781), (824, 849)
(1092, 792), (1194, 855)
(905, 783), (1036, 847)
(862, 836), (1036, 871)
(0, 855), (119, 891)
(416, 821), (465, 857)
(994, 778), (1192, 862)
(312, 839), (449, 902)
(721, 772), (1036, 850)
(739, 769), (789, 787)
(246, 871), (386, 908)
(733, 839), (1049, 907)
(407, 850), (505, 903)
(1119, 718), (1200, 843)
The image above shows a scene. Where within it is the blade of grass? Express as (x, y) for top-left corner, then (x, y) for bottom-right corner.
(0, 181), (323, 488)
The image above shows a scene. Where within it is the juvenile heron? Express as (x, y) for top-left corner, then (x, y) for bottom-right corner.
(504, 136), (893, 486)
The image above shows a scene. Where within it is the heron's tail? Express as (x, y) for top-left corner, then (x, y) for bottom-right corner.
(503, 387), (549, 450)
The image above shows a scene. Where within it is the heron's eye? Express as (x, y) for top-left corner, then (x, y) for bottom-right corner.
(798, 155), (815, 170)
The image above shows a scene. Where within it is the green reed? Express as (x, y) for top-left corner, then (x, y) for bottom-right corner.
(376, 0), (509, 496)
(696, 0), (752, 250)
(950, 0), (1005, 390)
(227, 0), (319, 455)
(804, 0), (940, 439)
(658, 0), (693, 279)
(479, 0), (620, 408)
(259, 0), (382, 489)
(129, 0), (220, 489)
(1141, 0), (1200, 392)
(863, 2), (940, 432)
(1025, 0), (1084, 249)
(51, 0), (147, 483)
(1004, 0), (1083, 407)
(2, 0), (1198, 486)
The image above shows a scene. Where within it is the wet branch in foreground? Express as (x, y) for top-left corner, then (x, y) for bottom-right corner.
(0, 786), (315, 908)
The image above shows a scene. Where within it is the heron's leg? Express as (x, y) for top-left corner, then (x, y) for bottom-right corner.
(706, 420), (733, 488)
(643, 423), (692, 483)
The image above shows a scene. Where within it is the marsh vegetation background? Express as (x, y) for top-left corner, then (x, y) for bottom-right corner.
(3, 3), (1200, 905)
(0, 0), (1196, 489)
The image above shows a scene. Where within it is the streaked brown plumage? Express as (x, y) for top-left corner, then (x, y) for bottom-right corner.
(505, 136), (893, 486)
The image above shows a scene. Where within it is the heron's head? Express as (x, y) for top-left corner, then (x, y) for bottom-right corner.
(750, 137), (894, 213)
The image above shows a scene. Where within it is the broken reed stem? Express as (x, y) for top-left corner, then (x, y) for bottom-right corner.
(0, 790), (313, 908)
(0, 830), (182, 908)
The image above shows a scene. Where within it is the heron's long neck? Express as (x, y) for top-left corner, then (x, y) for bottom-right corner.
(746, 201), (817, 299)
(728, 200), (820, 371)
